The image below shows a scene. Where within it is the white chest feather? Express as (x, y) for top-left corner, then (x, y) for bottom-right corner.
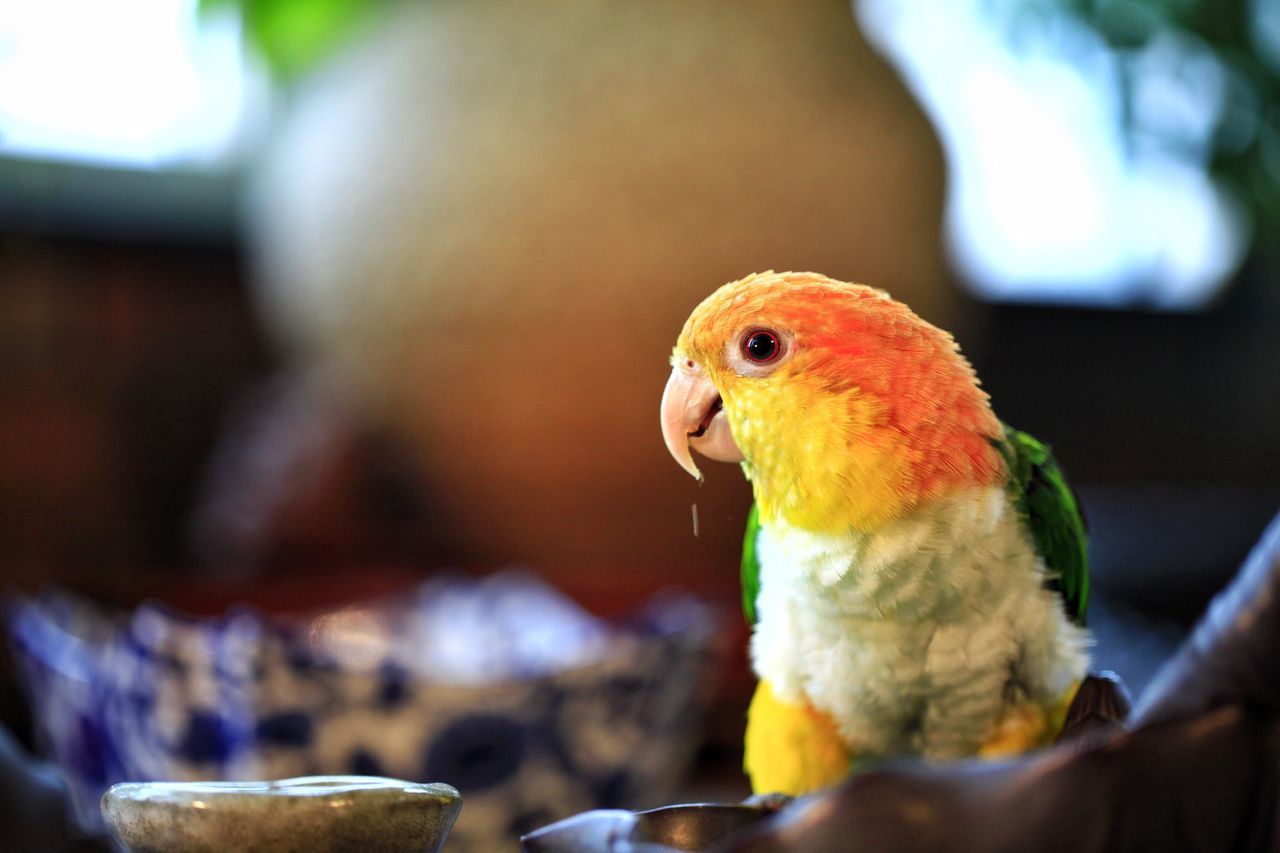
(749, 485), (1089, 758)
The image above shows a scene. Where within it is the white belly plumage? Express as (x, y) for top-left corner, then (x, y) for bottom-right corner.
(749, 485), (1090, 759)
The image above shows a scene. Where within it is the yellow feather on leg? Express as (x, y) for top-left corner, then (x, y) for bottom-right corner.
(978, 681), (1081, 758)
(746, 680), (1081, 795)
(744, 679), (852, 796)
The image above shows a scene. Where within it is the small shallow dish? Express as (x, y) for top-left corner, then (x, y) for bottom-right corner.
(102, 775), (461, 853)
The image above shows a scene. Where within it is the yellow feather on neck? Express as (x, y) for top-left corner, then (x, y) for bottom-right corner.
(726, 377), (914, 534)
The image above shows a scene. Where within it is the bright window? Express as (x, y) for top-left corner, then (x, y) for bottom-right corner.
(858, 0), (1248, 310)
(0, 0), (264, 170)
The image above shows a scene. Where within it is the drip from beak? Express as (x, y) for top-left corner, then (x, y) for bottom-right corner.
(660, 362), (744, 480)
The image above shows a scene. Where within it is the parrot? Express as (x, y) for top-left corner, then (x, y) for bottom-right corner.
(659, 271), (1091, 797)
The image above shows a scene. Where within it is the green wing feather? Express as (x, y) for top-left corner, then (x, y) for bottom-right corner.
(741, 502), (763, 625)
(992, 423), (1090, 626)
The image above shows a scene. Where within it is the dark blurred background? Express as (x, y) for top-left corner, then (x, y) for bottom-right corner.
(2, 0), (1279, 845)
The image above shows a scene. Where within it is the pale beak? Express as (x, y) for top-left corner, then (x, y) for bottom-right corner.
(660, 362), (744, 480)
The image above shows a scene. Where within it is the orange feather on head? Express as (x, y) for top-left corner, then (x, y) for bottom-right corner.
(674, 271), (1004, 533)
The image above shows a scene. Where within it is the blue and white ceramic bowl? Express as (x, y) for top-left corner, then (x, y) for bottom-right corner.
(9, 572), (720, 851)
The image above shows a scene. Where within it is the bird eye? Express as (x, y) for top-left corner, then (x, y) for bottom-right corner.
(741, 328), (782, 364)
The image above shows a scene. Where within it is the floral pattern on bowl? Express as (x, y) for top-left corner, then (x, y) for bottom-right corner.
(9, 571), (721, 851)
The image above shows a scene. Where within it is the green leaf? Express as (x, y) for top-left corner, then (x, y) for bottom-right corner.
(199, 0), (382, 82)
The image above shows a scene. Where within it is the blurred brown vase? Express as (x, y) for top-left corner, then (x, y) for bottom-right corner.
(248, 0), (951, 576)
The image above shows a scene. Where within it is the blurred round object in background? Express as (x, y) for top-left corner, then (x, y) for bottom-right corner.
(249, 0), (953, 569)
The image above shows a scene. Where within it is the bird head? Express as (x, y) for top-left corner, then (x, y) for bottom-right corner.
(661, 271), (1004, 533)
